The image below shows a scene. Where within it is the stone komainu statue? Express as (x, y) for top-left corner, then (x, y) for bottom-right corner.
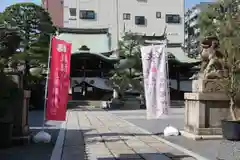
(198, 36), (228, 79)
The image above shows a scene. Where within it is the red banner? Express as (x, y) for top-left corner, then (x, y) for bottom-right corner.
(46, 37), (72, 121)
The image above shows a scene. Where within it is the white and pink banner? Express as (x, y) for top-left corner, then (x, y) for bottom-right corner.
(141, 44), (169, 119)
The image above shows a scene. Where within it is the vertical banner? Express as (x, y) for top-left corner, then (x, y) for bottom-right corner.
(46, 37), (72, 121)
(141, 44), (169, 119)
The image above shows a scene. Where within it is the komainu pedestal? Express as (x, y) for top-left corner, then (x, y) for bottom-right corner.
(183, 79), (240, 140)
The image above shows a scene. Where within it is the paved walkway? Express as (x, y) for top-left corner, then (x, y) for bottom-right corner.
(110, 110), (240, 160)
(60, 107), (196, 160)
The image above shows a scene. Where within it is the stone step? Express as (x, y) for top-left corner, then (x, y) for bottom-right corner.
(68, 100), (102, 108)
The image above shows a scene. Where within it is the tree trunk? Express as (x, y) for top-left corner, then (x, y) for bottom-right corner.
(230, 97), (237, 121)
(23, 60), (30, 89)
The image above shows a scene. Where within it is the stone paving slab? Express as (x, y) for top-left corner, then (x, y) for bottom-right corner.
(111, 109), (240, 160)
(61, 111), (86, 160)
(60, 107), (198, 160)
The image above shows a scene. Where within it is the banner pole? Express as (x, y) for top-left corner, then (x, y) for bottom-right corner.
(42, 35), (53, 130)
(163, 40), (170, 109)
(165, 44), (170, 109)
(33, 35), (53, 143)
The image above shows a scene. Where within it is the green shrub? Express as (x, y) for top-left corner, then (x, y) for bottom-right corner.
(0, 72), (23, 118)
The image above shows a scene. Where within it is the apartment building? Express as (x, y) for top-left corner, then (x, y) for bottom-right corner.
(184, 2), (211, 58)
(41, 0), (64, 27)
(43, 0), (184, 52)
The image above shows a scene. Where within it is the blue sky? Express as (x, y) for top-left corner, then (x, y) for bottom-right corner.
(0, 0), (40, 12)
(0, 0), (211, 12)
(185, 0), (212, 8)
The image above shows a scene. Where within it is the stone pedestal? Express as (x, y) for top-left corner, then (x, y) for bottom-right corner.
(12, 90), (31, 143)
(183, 79), (240, 140)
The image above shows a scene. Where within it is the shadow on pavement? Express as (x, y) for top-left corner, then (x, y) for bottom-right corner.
(85, 132), (163, 138)
(0, 111), (61, 160)
(0, 128), (59, 160)
(84, 132), (195, 159)
(97, 152), (195, 160)
(165, 153), (196, 160)
(103, 108), (145, 111)
(162, 135), (240, 160)
(61, 129), (91, 160)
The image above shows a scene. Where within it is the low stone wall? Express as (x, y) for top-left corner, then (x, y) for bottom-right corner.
(123, 98), (140, 110)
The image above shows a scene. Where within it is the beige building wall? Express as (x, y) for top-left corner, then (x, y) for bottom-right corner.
(63, 0), (184, 51)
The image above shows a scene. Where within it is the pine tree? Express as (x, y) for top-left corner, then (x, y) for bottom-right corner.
(0, 24), (21, 71)
(110, 32), (144, 97)
(2, 3), (56, 88)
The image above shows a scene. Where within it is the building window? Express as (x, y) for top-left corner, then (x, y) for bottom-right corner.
(123, 13), (131, 20)
(80, 10), (96, 19)
(69, 8), (76, 16)
(135, 16), (145, 25)
(156, 12), (161, 18)
(166, 14), (181, 24)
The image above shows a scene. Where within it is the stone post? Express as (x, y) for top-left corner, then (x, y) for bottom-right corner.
(12, 90), (31, 140)
(8, 72), (31, 143)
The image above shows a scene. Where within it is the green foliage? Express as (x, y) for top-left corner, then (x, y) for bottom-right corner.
(0, 25), (21, 70)
(3, 2), (55, 62)
(2, 2), (56, 88)
(110, 32), (144, 95)
(198, 3), (219, 37)
(0, 12), (4, 24)
(199, 0), (240, 120)
(0, 72), (23, 119)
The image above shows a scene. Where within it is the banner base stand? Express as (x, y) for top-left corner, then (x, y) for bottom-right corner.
(33, 130), (52, 143)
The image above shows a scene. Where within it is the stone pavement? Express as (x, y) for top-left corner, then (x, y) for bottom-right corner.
(110, 109), (240, 160)
(60, 107), (196, 160)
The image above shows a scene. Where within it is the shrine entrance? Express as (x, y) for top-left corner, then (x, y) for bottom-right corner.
(70, 47), (118, 101)
(71, 81), (112, 100)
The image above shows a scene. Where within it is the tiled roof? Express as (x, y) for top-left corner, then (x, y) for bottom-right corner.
(56, 32), (111, 53)
(58, 27), (109, 34)
(166, 47), (200, 64)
